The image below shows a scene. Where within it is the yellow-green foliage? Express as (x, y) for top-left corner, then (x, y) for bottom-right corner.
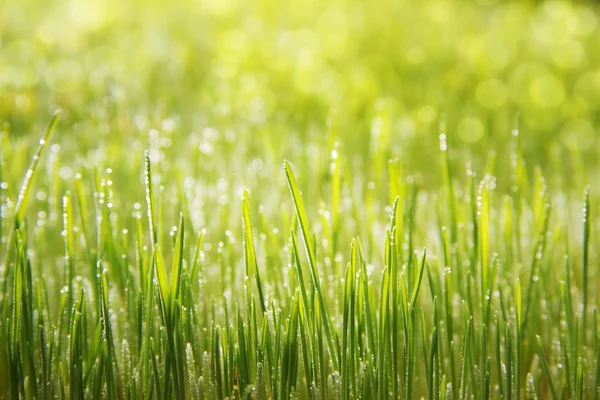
(1, 0), (600, 398)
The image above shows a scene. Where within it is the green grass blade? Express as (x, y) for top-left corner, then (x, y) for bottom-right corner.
(515, 279), (522, 400)
(575, 357), (584, 400)
(283, 161), (339, 370)
(479, 180), (490, 324)
(582, 187), (591, 340)
(169, 213), (184, 315)
(242, 190), (266, 313)
(145, 151), (158, 247)
(13, 110), (61, 223)
(536, 335), (558, 400)
(409, 249), (426, 307)
(154, 245), (170, 318)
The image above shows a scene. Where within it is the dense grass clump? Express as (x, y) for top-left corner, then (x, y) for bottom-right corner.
(1, 0), (600, 398)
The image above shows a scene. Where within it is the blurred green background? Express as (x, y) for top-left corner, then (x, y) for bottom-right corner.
(2, 0), (599, 161)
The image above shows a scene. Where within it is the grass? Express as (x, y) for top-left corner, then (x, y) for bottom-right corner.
(2, 0), (600, 398)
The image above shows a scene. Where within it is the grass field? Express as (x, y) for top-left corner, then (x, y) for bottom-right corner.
(1, 0), (600, 398)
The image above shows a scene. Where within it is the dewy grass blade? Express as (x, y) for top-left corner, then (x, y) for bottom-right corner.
(480, 325), (488, 400)
(341, 260), (352, 399)
(536, 335), (559, 400)
(283, 161), (339, 370)
(236, 306), (250, 394)
(69, 289), (85, 400)
(62, 193), (74, 316)
(145, 151), (158, 247)
(516, 279), (522, 400)
(74, 173), (95, 274)
(459, 317), (472, 400)
(479, 180), (490, 325)
(189, 229), (205, 283)
(582, 187), (591, 340)
(494, 317), (503, 399)
(242, 190), (266, 313)
(169, 213), (184, 315)
(421, 310), (431, 397)
(440, 127), (457, 247)
(291, 231), (311, 332)
(505, 323), (513, 400)
(13, 110), (61, 224)
(428, 327), (438, 400)
(523, 195), (551, 329)
(377, 266), (390, 399)
(511, 116), (524, 262)
(526, 373), (538, 400)
(298, 300), (312, 391)
(575, 357), (584, 400)
(154, 245), (170, 318)
(330, 144), (342, 259)
(594, 335), (600, 400)
(11, 241), (23, 363)
(409, 249), (426, 307)
(389, 160), (404, 264)
(387, 226), (399, 400)
(3, 111), (60, 291)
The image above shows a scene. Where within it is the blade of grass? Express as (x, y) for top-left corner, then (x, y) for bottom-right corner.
(283, 161), (339, 370)
(536, 335), (558, 400)
(582, 187), (591, 342)
(516, 279), (522, 400)
(242, 190), (266, 313)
